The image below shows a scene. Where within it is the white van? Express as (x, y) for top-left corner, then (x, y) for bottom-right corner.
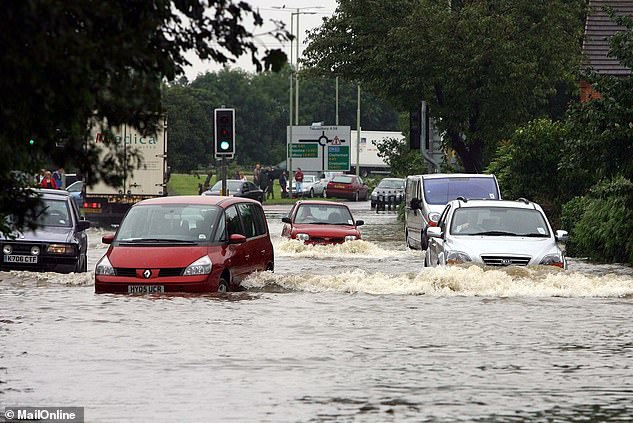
(404, 173), (501, 250)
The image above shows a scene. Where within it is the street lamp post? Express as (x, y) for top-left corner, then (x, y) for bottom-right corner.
(273, 6), (323, 179)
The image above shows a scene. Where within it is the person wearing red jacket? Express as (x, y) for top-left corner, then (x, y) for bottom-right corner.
(40, 170), (58, 189)
(294, 167), (304, 198)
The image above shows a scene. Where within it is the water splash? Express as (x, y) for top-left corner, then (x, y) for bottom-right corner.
(276, 238), (410, 258)
(244, 265), (633, 298)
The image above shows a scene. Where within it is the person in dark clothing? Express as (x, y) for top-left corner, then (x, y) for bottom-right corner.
(279, 171), (288, 198)
(259, 167), (268, 202)
(266, 167), (275, 199)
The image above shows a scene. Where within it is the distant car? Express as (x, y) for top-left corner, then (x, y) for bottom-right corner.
(0, 189), (91, 273)
(425, 198), (568, 268)
(281, 200), (364, 245)
(65, 180), (84, 209)
(291, 174), (326, 198)
(370, 178), (405, 209)
(202, 179), (264, 203)
(95, 195), (274, 294)
(326, 175), (369, 201)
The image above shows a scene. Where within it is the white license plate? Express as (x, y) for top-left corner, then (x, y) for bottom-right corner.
(4, 255), (38, 264)
(127, 285), (164, 294)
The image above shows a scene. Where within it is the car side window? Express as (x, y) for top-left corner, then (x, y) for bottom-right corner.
(236, 203), (255, 238)
(251, 204), (267, 236)
(225, 205), (243, 237)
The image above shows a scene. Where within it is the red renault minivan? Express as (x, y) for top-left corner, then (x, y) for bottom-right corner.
(95, 196), (274, 294)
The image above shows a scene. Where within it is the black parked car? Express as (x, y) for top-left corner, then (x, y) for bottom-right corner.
(202, 180), (264, 203)
(1, 189), (91, 273)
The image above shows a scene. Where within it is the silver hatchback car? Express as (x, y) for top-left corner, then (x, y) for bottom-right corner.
(425, 198), (569, 269)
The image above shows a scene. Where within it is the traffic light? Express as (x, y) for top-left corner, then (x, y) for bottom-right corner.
(29, 138), (36, 146)
(214, 108), (235, 157)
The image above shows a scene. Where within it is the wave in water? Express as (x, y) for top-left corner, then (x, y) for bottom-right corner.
(276, 239), (410, 258)
(244, 265), (633, 297)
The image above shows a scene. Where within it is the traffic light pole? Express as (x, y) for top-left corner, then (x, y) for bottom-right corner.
(221, 156), (227, 196)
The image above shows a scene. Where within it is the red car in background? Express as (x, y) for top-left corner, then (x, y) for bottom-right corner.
(326, 175), (369, 201)
(281, 200), (364, 245)
(95, 195), (274, 294)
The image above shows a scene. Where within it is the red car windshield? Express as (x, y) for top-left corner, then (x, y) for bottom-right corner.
(294, 204), (353, 225)
(116, 204), (222, 242)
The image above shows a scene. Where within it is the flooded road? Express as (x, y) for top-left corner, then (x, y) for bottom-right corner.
(1, 202), (633, 422)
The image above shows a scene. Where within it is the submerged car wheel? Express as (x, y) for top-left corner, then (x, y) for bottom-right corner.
(309, 188), (314, 198)
(354, 191), (359, 202)
(322, 190), (327, 198)
(218, 278), (229, 293)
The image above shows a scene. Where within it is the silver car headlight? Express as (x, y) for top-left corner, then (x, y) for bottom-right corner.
(539, 253), (565, 269)
(95, 255), (115, 276)
(296, 233), (310, 241)
(446, 251), (472, 265)
(344, 235), (357, 242)
(184, 256), (212, 275)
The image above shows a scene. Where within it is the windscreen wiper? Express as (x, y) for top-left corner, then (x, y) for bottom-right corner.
(118, 238), (196, 244)
(470, 231), (518, 236)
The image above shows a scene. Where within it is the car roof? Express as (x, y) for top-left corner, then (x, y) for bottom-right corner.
(36, 188), (72, 199)
(416, 173), (496, 180)
(448, 198), (540, 211)
(133, 195), (261, 208)
(380, 177), (404, 181)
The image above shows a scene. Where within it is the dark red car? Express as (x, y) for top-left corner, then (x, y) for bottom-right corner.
(326, 175), (369, 201)
(281, 200), (364, 245)
(95, 196), (274, 294)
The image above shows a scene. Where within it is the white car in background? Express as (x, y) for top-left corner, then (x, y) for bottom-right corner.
(291, 174), (326, 198)
(425, 198), (569, 269)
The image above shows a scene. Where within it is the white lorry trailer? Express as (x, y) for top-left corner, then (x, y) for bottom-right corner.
(82, 116), (168, 227)
(349, 130), (404, 176)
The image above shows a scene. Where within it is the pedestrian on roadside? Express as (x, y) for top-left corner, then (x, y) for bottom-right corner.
(267, 167), (275, 199)
(40, 170), (58, 189)
(52, 167), (64, 189)
(294, 167), (304, 198)
(279, 171), (288, 198)
(253, 163), (261, 186)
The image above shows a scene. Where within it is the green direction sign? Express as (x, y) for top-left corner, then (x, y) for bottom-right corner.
(327, 146), (350, 171)
(289, 143), (318, 158)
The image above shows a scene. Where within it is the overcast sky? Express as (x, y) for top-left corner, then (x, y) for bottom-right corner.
(183, 0), (338, 79)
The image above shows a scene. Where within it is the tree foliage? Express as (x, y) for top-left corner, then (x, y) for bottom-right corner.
(302, 0), (586, 173)
(0, 0), (290, 235)
(162, 69), (400, 171)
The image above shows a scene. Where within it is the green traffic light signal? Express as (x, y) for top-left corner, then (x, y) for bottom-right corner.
(29, 138), (35, 146)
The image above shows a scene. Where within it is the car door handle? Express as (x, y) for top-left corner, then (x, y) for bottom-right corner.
(244, 254), (250, 260)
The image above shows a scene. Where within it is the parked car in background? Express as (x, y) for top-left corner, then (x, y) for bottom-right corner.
(202, 179), (264, 203)
(425, 198), (568, 269)
(291, 174), (326, 198)
(281, 200), (364, 245)
(0, 189), (91, 273)
(404, 173), (501, 250)
(370, 177), (405, 209)
(95, 195), (274, 294)
(65, 180), (84, 210)
(326, 175), (369, 201)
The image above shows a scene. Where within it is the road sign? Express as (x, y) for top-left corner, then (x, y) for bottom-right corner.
(287, 125), (351, 172)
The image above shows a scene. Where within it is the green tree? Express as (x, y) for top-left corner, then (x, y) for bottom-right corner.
(302, 0), (585, 173)
(0, 0), (290, 235)
(162, 69), (401, 171)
